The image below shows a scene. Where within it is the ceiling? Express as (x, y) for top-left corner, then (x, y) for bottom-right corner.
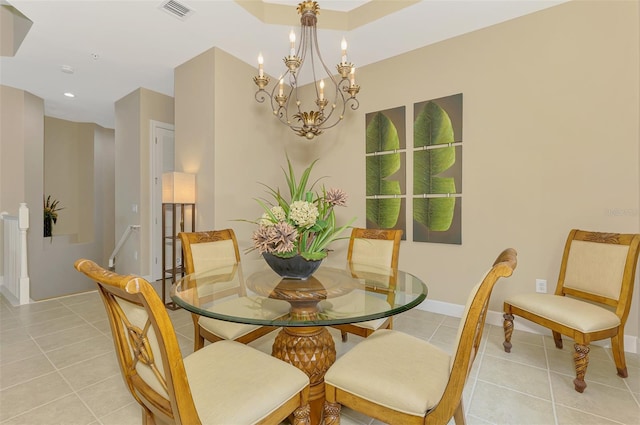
(0, 0), (567, 129)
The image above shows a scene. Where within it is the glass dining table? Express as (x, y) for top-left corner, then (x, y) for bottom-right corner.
(171, 259), (428, 424)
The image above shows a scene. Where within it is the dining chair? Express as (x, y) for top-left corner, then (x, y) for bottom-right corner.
(180, 229), (286, 351)
(74, 259), (311, 425)
(503, 229), (640, 392)
(323, 248), (517, 425)
(331, 227), (402, 342)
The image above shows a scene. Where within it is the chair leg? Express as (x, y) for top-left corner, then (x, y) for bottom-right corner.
(292, 403), (311, 425)
(323, 401), (341, 425)
(341, 331), (348, 342)
(552, 331), (563, 349)
(573, 343), (590, 393)
(611, 333), (628, 378)
(453, 400), (466, 425)
(503, 313), (514, 353)
(141, 407), (156, 425)
(193, 325), (205, 352)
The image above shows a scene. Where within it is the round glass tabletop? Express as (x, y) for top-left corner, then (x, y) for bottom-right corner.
(171, 259), (428, 327)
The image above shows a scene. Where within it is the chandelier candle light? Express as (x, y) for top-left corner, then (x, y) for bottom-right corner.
(253, 1), (361, 140)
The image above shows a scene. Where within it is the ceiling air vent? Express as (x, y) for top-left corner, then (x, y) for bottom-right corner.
(160, 0), (194, 20)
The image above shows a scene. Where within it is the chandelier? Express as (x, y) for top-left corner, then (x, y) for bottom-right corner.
(253, 1), (360, 140)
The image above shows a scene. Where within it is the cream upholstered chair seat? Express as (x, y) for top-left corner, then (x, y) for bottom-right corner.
(184, 340), (309, 424)
(198, 297), (290, 340)
(74, 259), (311, 425)
(505, 293), (620, 333)
(503, 229), (640, 393)
(323, 249), (517, 425)
(325, 330), (450, 417)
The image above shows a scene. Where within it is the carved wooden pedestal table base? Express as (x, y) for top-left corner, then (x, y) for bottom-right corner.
(272, 326), (336, 424)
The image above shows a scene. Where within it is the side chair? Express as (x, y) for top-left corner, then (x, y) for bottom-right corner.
(503, 229), (640, 392)
(74, 259), (311, 425)
(323, 248), (517, 425)
(180, 229), (287, 351)
(331, 227), (403, 342)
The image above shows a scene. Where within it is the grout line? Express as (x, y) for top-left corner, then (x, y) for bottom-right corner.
(541, 332), (559, 425)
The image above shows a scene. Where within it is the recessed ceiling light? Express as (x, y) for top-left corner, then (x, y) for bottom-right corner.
(63, 92), (75, 98)
(60, 65), (74, 74)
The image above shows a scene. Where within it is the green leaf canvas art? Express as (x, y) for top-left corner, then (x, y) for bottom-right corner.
(413, 94), (462, 244)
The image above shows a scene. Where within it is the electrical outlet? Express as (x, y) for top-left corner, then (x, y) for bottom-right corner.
(535, 278), (547, 293)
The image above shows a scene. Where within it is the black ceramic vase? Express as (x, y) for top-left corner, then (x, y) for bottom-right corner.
(262, 252), (323, 280)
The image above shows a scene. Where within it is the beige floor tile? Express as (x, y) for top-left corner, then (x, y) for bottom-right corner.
(56, 291), (100, 306)
(478, 354), (551, 400)
(0, 327), (32, 345)
(394, 314), (441, 340)
(468, 381), (555, 424)
(98, 401), (141, 425)
(555, 404), (624, 425)
(550, 371), (640, 424)
(12, 299), (64, 315)
(429, 324), (459, 354)
(45, 334), (113, 369)
(58, 351), (120, 390)
(16, 306), (75, 327)
(0, 352), (55, 390)
(33, 323), (102, 352)
(89, 318), (112, 335)
(625, 365), (640, 393)
(0, 338), (42, 365)
(0, 316), (24, 333)
(2, 393), (97, 425)
(24, 314), (88, 338)
(625, 351), (640, 369)
(484, 335), (548, 369)
(77, 374), (136, 419)
(489, 325), (545, 347)
(0, 372), (73, 422)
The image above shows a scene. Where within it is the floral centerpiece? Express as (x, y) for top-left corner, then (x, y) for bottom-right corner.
(249, 156), (355, 276)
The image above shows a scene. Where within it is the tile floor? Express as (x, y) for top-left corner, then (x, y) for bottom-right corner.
(1, 290), (639, 425)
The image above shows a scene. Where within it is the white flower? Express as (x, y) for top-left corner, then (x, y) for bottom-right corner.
(259, 206), (287, 226)
(270, 206), (286, 221)
(289, 201), (319, 229)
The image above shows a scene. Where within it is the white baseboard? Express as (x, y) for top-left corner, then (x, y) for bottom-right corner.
(416, 299), (638, 354)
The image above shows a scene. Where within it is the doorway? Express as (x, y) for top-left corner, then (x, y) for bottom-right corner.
(150, 121), (175, 281)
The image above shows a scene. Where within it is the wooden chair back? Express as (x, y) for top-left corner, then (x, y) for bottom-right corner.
(429, 248), (518, 424)
(74, 259), (201, 425)
(556, 229), (640, 320)
(347, 227), (402, 272)
(180, 229), (240, 275)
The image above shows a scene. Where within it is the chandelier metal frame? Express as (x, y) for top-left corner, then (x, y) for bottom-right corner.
(253, 1), (360, 140)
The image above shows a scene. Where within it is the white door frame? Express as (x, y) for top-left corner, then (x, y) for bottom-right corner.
(150, 120), (175, 281)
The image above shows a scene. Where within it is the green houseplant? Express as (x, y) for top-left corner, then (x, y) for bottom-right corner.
(43, 195), (63, 237)
(248, 155), (355, 277)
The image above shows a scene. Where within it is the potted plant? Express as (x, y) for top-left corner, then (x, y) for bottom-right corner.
(247, 155), (355, 279)
(43, 195), (63, 237)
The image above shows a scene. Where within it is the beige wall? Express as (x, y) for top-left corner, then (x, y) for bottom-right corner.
(44, 117), (95, 242)
(0, 85), (114, 300)
(175, 1), (640, 341)
(114, 88), (174, 276)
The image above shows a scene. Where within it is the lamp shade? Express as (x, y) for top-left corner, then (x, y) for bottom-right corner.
(162, 172), (196, 204)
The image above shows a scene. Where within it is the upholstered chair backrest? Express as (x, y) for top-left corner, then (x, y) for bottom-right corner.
(74, 259), (200, 424)
(347, 228), (402, 273)
(557, 230), (640, 317)
(180, 229), (241, 275)
(560, 230), (633, 302)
